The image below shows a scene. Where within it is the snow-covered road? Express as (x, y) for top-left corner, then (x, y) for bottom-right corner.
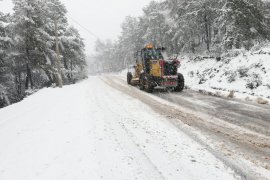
(0, 77), (240, 180)
(104, 75), (270, 180)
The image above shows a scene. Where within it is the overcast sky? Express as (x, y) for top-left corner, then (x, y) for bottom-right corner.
(0, 0), (153, 55)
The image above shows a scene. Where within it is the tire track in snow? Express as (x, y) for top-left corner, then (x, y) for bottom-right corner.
(87, 78), (166, 180)
(100, 76), (270, 180)
(115, 76), (270, 136)
(98, 78), (240, 179)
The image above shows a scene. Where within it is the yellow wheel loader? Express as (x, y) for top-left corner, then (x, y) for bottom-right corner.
(127, 44), (185, 93)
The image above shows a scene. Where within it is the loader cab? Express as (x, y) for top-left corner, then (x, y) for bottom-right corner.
(143, 48), (163, 61)
(141, 44), (164, 75)
(134, 44), (177, 77)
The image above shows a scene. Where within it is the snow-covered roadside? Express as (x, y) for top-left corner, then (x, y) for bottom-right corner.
(0, 77), (240, 180)
(178, 48), (270, 105)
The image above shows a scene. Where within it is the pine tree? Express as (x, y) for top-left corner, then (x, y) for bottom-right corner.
(0, 12), (12, 107)
(12, 0), (49, 90)
(142, 1), (167, 47)
(119, 16), (142, 66)
(0, 0), (87, 108)
(62, 26), (87, 83)
(93, 0), (270, 73)
(222, 0), (268, 50)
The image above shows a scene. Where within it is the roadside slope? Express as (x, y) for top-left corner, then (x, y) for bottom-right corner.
(179, 49), (270, 103)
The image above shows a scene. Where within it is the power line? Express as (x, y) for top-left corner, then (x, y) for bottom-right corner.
(67, 14), (99, 39)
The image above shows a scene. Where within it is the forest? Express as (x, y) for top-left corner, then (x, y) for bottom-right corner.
(2, 0), (270, 108)
(0, 0), (87, 108)
(92, 0), (270, 73)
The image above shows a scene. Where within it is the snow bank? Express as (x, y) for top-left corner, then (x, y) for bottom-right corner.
(179, 49), (270, 104)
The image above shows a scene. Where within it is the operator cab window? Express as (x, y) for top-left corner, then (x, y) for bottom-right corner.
(144, 49), (163, 60)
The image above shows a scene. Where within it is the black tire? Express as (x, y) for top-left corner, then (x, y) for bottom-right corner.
(145, 80), (154, 93)
(127, 72), (132, 85)
(139, 74), (145, 90)
(174, 73), (185, 92)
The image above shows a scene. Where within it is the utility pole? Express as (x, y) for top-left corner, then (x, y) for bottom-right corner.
(54, 17), (63, 88)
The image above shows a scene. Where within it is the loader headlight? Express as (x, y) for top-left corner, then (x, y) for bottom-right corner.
(146, 44), (154, 49)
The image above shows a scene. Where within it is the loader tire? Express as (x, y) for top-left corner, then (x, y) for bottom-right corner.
(139, 74), (145, 90)
(175, 73), (185, 92)
(145, 80), (154, 93)
(127, 72), (132, 85)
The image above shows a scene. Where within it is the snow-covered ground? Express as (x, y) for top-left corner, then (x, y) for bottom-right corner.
(179, 48), (270, 104)
(0, 77), (240, 180)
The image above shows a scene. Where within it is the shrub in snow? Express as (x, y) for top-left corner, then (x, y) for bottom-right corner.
(238, 67), (249, 78)
(261, 67), (267, 74)
(197, 72), (207, 84)
(210, 74), (215, 79)
(226, 71), (237, 83)
(253, 45), (270, 55)
(222, 49), (244, 59)
(193, 56), (204, 62)
(246, 73), (262, 90)
(213, 68), (220, 73)
(251, 63), (263, 69)
(216, 57), (221, 61)
(203, 68), (212, 76)
(246, 82), (257, 90)
(223, 58), (232, 64)
(199, 78), (207, 84)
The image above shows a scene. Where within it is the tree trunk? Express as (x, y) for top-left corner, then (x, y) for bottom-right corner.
(54, 18), (63, 88)
(44, 69), (55, 86)
(209, 22), (212, 44)
(63, 57), (68, 70)
(204, 14), (210, 51)
(16, 72), (22, 97)
(70, 60), (73, 82)
(25, 63), (34, 90)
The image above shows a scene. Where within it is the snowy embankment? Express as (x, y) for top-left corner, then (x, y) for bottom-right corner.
(179, 48), (270, 104)
(0, 77), (239, 180)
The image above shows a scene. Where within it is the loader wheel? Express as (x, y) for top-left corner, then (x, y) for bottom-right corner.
(127, 72), (132, 85)
(145, 80), (154, 93)
(139, 74), (145, 90)
(174, 73), (185, 92)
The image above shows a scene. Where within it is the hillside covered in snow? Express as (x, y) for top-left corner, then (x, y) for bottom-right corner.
(179, 46), (270, 103)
